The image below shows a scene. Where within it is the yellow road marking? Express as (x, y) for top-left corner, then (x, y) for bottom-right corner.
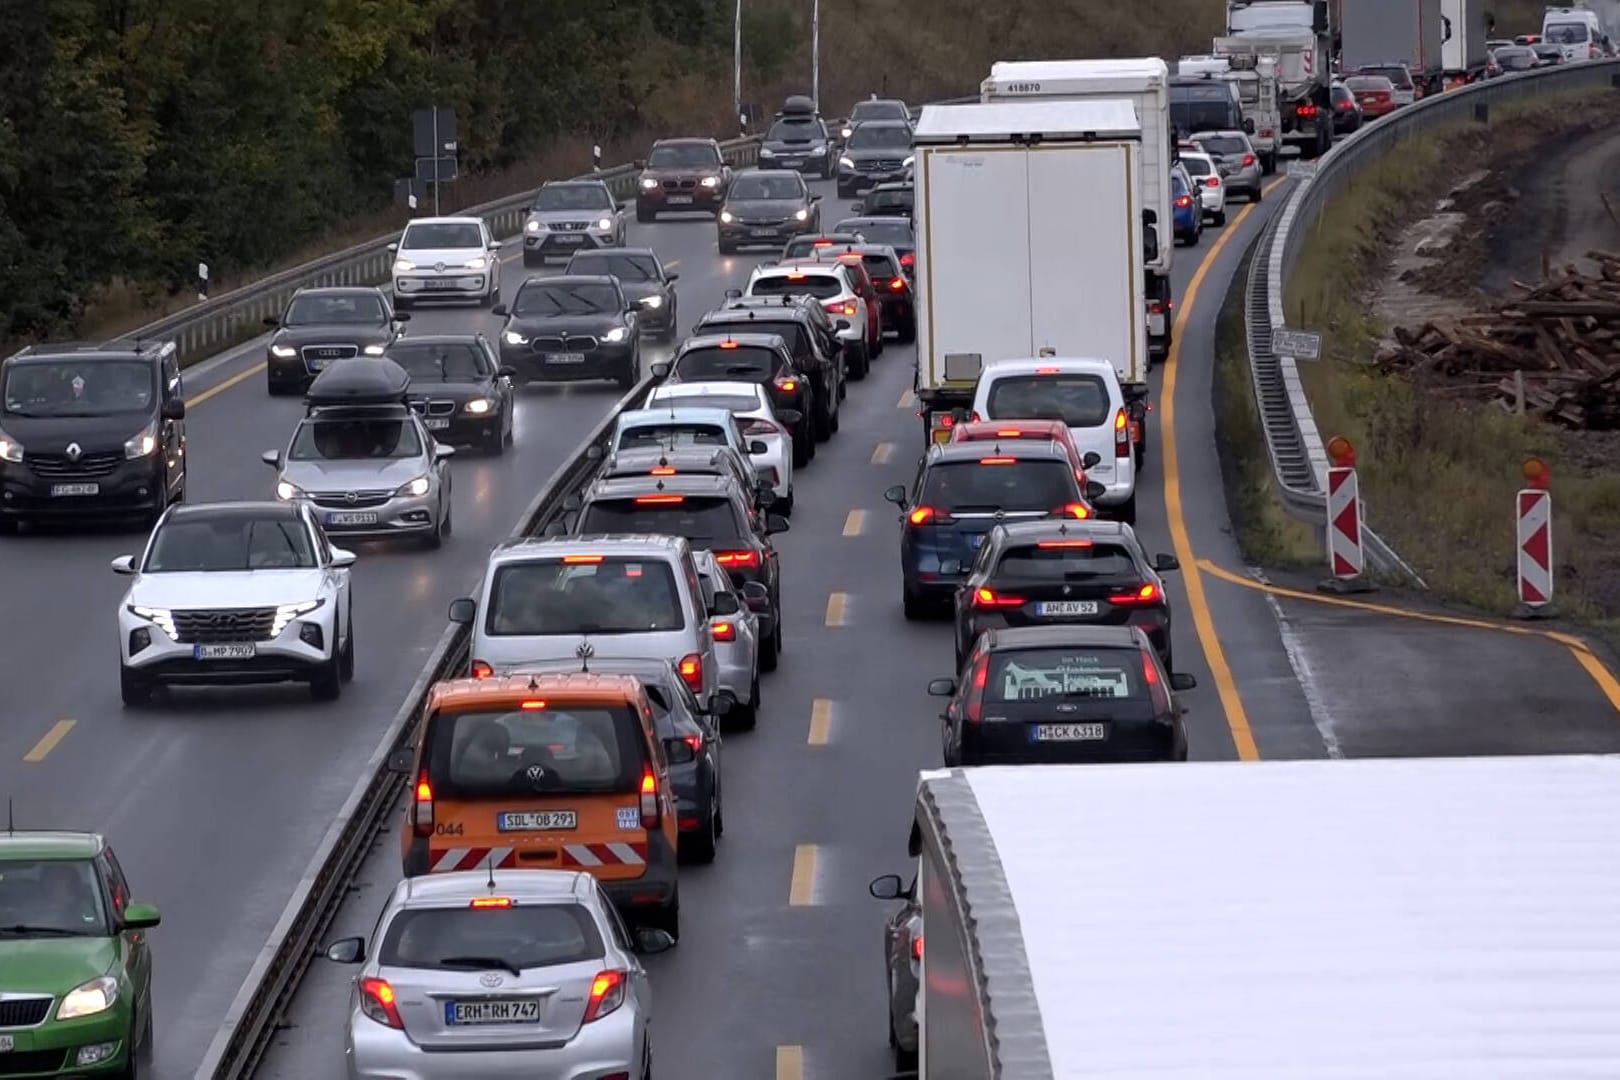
(789, 844), (818, 905)
(188, 362), (266, 407)
(871, 441), (894, 465)
(824, 592), (848, 627)
(897, 388), (915, 409)
(1158, 174), (1288, 761)
(777, 1045), (805, 1080)
(808, 699), (833, 745)
(842, 509), (866, 537)
(23, 720), (75, 763)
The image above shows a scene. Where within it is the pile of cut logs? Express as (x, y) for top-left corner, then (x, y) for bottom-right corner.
(1372, 251), (1620, 428)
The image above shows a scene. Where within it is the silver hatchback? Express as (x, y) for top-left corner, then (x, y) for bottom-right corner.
(694, 548), (763, 729)
(323, 869), (674, 1080)
(1189, 129), (1263, 202)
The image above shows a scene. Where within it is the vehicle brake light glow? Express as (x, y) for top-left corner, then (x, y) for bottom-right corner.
(973, 587), (1024, 608)
(907, 506), (938, 525)
(964, 657), (989, 724)
(1055, 502), (1090, 519)
(813, 240), (834, 247)
(1110, 583), (1161, 605)
(584, 970), (627, 1023)
(1034, 366), (1060, 374)
(712, 620), (736, 642)
(775, 379), (799, 392)
(899, 252), (915, 267)
(412, 774), (433, 836)
(1037, 539), (1093, 548)
(889, 277), (906, 290)
(786, 273), (807, 280)
(359, 977), (404, 1029)
(677, 653), (703, 694)
(639, 768), (661, 828)
(635, 494), (685, 504)
(1142, 649), (1172, 713)
(994, 429), (1025, 437)
(1242, 154), (1256, 167)
(683, 734), (704, 753)
(1297, 103), (1318, 118)
(562, 554), (604, 564)
(650, 466), (677, 475)
(714, 550), (760, 569)
(978, 456), (1016, 465)
(1175, 194), (1193, 208)
(719, 340), (739, 349)
(471, 659), (494, 679)
(520, 700), (547, 710)
(912, 933), (924, 960)
(1114, 408), (1130, 457)
(1205, 177), (1220, 188)
(470, 896), (513, 908)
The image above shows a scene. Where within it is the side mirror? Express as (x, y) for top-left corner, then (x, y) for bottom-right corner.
(386, 748), (415, 773)
(161, 399), (186, 421)
(498, 366), (518, 379)
(868, 873), (905, 900)
(1082, 451), (1102, 468)
(1243, 118), (1257, 134)
(742, 581), (770, 608)
(926, 677), (957, 696)
(260, 449), (281, 469)
(883, 484), (907, 506)
(711, 591), (741, 616)
(765, 513), (790, 534)
(664, 737), (697, 764)
(747, 440), (768, 455)
(562, 494), (583, 512)
(491, 304), (509, 316)
(488, 240), (503, 251)
(393, 311), (411, 322)
(329, 548), (357, 569)
(1152, 553), (1180, 572)
(776, 409), (802, 426)
(708, 694), (733, 717)
(666, 273), (680, 283)
(542, 522), (569, 538)
(586, 445), (604, 462)
(724, 288), (742, 299)
(121, 901), (161, 930)
(635, 927), (676, 954)
(1170, 672), (1198, 692)
(324, 936), (366, 964)
(434, 444), (455, 460)
(633, 159), (647, 170)
(262, 316), (280, 328)
(111, 555), (136, 575)
(447, 597), (477, 625)
(835, 319), (851, 331)
(1085, 480), (1107, 502)
(810, 193), (822, 202)
(651, 362), (671, 379)
(387, 242), (399, 254)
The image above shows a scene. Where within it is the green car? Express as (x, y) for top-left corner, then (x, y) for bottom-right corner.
(0, 832), (158, 1078)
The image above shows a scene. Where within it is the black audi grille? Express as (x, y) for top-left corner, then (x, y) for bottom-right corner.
(530, 336), (598, 353)
(662, 179), (697, 190)
(0, 1048), (68, 1077)
(25, 451), (123, 479)
(409, 400), (458, 417)
(0, 997), (51, 1027)
(301, 344), (359, 363)
(310, 491), (392, 509)
(172, 607), (278, 644)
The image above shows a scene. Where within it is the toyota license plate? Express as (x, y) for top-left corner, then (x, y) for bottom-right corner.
(1037, 601), (1099, 616)
(667, 195), (693, 205)
(546, 353), (585, 364)
(424, 418), (450, 430)
(194, 643), (256, 660)
(326, 511), (378, 526)
(446, 999), (541, 1025)
(51, 483), (99, 497)
(1033, 723), (1106, 742)
(498, 810), (578, 832)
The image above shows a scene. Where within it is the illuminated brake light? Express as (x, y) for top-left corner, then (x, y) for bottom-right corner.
(412, 774), (433, 837)
(907, 506), (938, 526)
(888, 277), (905, 290)
(973, 587), (1024, 608)
(964, 657), (989, 724)
(912, 933), (924, 960)
(1037, 539), (1094, 548)
(359, 977), (404, 1029)
(1035, 366), (1060, 374)
(994, 429), (1025, 437)
(1114, 408), (1130, 457)
(636, 494), (685, 504)
(562, 554), (604, 564)
(714, 550), (760, 569)
(978, 456), (1016, 465)
(1297, 103), (1317, 118)
(775, 378), (799, 392)
(683, 734), (704, 753)
(712, 620), (736, 642)
(583, 969), (627, 1023)
(899, 252), (915, 266)
(1175, 194), (1192, 208)
(1242, 154), (1256, 167)
(639, 768), (661, 828)
(1142, 649), (1173, 712)
(1110, 583), (1161, 605)
(470, 659), (493, 679)
(812, 240), (834, 248)
(470, 896), (512, 908)
(719, 340), (739, 349)
(1055, 502), (1090, 519)
(520, 700), (547, 710)
(786, 273), (807, 280)
(1205, 177), (1220, 188)
(650, 466), (677, 475)
(677, 653), (702, 694)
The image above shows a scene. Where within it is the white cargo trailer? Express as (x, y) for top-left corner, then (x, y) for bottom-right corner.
(911, 99), (1149, 445)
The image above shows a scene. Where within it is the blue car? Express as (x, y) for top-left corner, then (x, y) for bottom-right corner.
(883, 439), (1093, 620)
(1171, 169), (1202, 246)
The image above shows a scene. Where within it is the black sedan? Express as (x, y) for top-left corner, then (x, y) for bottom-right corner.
(385, 333), (515, 453)
(951, 519), (1178, 672)
(927, 624), (1194, 766)
(652, 332), (818, 466)
(492, 274), (640, 389)
(835, 216), (916, 275)
(565, 247), (680, 341)
(855, 181), (914, 219)
(692, 304), (842, 441)
(263, 286), (407, 395)
(836, 120), (914, 197)
(717, 172), (822, 254)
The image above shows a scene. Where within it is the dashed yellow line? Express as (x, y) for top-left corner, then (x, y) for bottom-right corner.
(808, 699), (832, 745)
(776, 1045), (805, 1080)
(23, 720), (75, 763)
(842, 509), (866, 537)
(188, 363), (265, 407)
(824, 592), (848, 627)
(789, 844), (819, 905)
(871, 441), (894, 464)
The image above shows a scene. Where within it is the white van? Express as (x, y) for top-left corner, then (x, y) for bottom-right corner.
(1542, 7), (1603, 61)
(968, 356), (1138, 523)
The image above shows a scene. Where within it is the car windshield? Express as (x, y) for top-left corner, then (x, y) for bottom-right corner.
(569, 253), (661, 282)
(751, 274), (842, 300)
(851, 101), (907, 122)
(1345, 76), (1393, 91)
(986, 373), (1112, 428)
(579, 495), (744, 545)
(995, 541), (1139, 580)
(429, 704), (640, 794)
(730, 174), (804, 200)
(288, 417), (423, 461)
(1361, 66), (1413, 88)
(674, 345), (781, 381)
(839, 220), (912, 245)
(145, 515), (316, 571)
(919, 459), (1079, 513)
(533, 185), (613, 211)
(986, 647), (1148, 703)
(767, 116), (823, 140)
(617, 422), (730, 450)
(402, 222), (482, 249)
(513, 281), (620, 316)
(1194, 134), (1248, 155)
(387, 341), (490, 382)
(284, 293), (386, 326)
(648, 143), (720, 168)
(1183, 156), (1214, 177)
(1546, 22), (1589, 43)
(848, 125), (911, 149)
(2, 360), (154, 418)
(650, 392), (761, 415)
(488, 557), (685, 634)
(380, 903), (605, 972)
(0, 859), (107, 937)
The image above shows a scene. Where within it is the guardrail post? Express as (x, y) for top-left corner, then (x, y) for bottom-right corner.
(1474, 101), (1489, 124)
(1318, 435), (1374, 595)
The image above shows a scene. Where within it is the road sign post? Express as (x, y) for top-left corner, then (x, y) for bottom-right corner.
(1319, 435), (1373, 594)
(1271, 326), (1321, 360)
(1514, 457), (1554, 618)
(412, 106), (458, 214)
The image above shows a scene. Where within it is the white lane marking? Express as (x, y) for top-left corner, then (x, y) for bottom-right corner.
(1261, 584), (1342, 759)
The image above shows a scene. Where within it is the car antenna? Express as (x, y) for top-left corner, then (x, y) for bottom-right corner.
(485, 852), (496, 891)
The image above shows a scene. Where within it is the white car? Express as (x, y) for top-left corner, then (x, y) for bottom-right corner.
(693, 548), (762, 728)
(113, 500), (356, 706)
(643, 381), (795, 510)
(738, 261), (873, 375)
(1178, 148), (1227, 226)
(388, 216), (503, 309)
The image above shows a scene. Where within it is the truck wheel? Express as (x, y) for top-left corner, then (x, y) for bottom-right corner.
(1116, 494), (1138, 526)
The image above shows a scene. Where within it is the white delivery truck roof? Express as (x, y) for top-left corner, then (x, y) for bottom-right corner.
(925, 756), (1620, 1077)
(984, 56), (1170, 95)
(913, 99), (1141, 144)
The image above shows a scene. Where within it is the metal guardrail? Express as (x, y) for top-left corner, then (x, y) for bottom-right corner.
(1248, 59), (1620, 584)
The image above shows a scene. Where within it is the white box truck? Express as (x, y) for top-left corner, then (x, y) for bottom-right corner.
(905, 756), (1620, 1078)
(911, 99), (1150, 446)
(1441, 0), (1489, 79)
(980, 58), (1175, 363)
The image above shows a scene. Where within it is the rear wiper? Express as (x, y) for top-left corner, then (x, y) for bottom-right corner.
(439, 955), (523, 976)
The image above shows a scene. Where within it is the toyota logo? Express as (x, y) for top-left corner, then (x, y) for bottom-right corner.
(345, 492), (358, 504)
(65, 442), (82, 461)
(478, 972), (504, 988)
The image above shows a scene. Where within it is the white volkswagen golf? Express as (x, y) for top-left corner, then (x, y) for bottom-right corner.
(389, 216), (503, 309)
(114, 500), (356, 706)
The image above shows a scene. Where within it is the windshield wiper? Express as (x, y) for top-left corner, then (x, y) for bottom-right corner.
(438, 955), (523, 976)
(0, 923), (89, 937)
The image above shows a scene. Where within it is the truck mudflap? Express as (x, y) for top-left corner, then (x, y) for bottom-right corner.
(1122, 381), (1152, 465)
(1147, 274), (1173, 363)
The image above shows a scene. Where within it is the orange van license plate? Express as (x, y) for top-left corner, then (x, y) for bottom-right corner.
(497, 810), (577, 831)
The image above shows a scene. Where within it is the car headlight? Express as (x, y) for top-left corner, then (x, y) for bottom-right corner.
(0, 428), (23, 464)
(465, 398), (493, 414)
(124, 422), (158, 460)
(503, 330), (527, 346)
(126, 605), (177, 641)
(270, 345), (296, 358)
(397, 475), (431, 498)
(464, 256), (488, 270)
(760, 147), (776, 157)
(57, 977), (119, 1020)
(639, 295), (663, 309)
(275, 480), (303, 501)
(640, 177), (658, 190)
(603, 326), (629, 344)
(903, 155), (914, 167)
(841, 126), (853, 139)
(271, 598), (326, 637)
(595, 218), (613, 231)
(794, 208), (809, 221)
(363, 344), (386, 356)
(809, 145), (826, 154)
(719, 211), (734, 223)
(525, 219), (542, 233)
(394, 259), (415, 272)
(839, 156), (854, 169)
(700, 175), (719, 188)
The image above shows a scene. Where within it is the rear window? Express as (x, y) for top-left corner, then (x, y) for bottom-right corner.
(985, 373), (1112, 428)
(648, 392), (760, 415)
(578, 495), (744, 545)
(839, 220), (912, 246)
(751, 274), (843, 300)
(1182, 157), (1213, 177)
(699, 321), (809, 358)
(919, 459), (1079, 513)
(1545, 22), (1590, 43)
(380, 903), (604, 971)
(866, 189), (913, 211)
(1345, 76), (1392, 92)
(427, 704), (644, 795)
(673, 345), (782, 381)
(487, 557), (685, 635)
(860, 253), (901, 279)
(1360, 66), (1413, 89)
(985, 647), (1146, 703)
(1194, 135), (1247, 155)
(618, 423), (729, 450)
(995, 542), (1138, 580)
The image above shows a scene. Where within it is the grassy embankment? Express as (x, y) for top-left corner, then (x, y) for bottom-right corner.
(1217, 92), (1620, 636)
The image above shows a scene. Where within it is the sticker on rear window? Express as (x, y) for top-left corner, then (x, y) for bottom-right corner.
(616, 807), (640, 831)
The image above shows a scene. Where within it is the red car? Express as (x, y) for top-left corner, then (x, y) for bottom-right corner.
(950, 420), (1099, 515)
(1343, 75), (1397, 119)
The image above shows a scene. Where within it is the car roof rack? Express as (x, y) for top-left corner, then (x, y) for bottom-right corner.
(304, 357), (411, 410)
(7, 338), (177, 364)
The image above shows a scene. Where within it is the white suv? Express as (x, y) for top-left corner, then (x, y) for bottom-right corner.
(737, 262), (871, 371)
(389, 216), (503, 309)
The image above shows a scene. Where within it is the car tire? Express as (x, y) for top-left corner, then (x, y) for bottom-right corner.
(791, 428), (811, 468)
(1116, 493), (1138, 525)
(618, 355), (638, 391)
(760, 622), (780, 673)
(1214, 210), (1227, 226)
(522, 250), (543, 268)
(897, 319), (916, 344)
(1251, 186), (1263, 204)
(849, 343), (870, 380)
(903, 586), (926, 621)
(717, 237), (735, 256)
(683, 791), (719, 864)
(828, 399), (840, 433)
(310, 648), (342, 701)
(778, 490), (794, 516)
(482, 425), (504, 454)
(339, 609), (355, 683)
(393, 296), (412, 312)
(120, 665), (152, 708)
(425, 497), (449, 550)
(648, 891), (679, 940)
(813, 400), (832, 442)
(732, 674), (760, 731)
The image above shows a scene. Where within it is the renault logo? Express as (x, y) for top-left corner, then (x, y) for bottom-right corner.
(65, 443), (82, 461)
(345, 492), (358, 504)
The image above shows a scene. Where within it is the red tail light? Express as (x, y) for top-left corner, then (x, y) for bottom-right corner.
(824, 301), (857, 316)
(718, 340), (739, 349)
(469, 896), (513, 908)
(1054, 502), (1090, 519)
(1141, 649), (1173, 713)
(972, 587), (1025, 609)
(899, 252), (915, 268)
(978, 456), (1016, 465)
(1110, 583), (1161, 605)
(1205, 177), (1220, 188)
(888, 277), (906, 291)
(907, 506), (952, 526)
(964, 656), (989, 724)
(583, 970), (627, 1023)
(714, 549), (760, 569)
(1174, 194), (1192, 208)
(774, 378), (799, 392)
(682, 733), (704, 754)
(412, 774), (433, 838)
(636, 494), (685, 504)
(470, 659), (494, 679)
(359, 977), (404, 1029)
(677, 653), (702, 693)
(649, 466), (677, 475)
(1297, 103), (1318, 118)
(912, 932), (924, 960)
(711, 620), (736, 642)
(639, 768), (661, 828)
(562, 554), (604, 564)
(1114, 408), (1129, 457)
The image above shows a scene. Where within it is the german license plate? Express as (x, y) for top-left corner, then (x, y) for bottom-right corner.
(546, 353), (585, 364)
(0, 1035), (14, 1052)
(194, 643), (255, 660)
(967, 534), (986, 549)
(51, 483), (99, 497)
(326, 511), (378, 526)
(446, 999), (541, 1025)
(1033, 723), (1106, 741)
(750, 228), (777, 237)
(424, 279), (456, 289)
(498, 810), (577, 831)
(780, 159), (802, 168)
(555, 234), (584, 244)
(1037, 601), (1098, 616)
(667, 195), (693, 205)
(424, 418), (450, 430)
